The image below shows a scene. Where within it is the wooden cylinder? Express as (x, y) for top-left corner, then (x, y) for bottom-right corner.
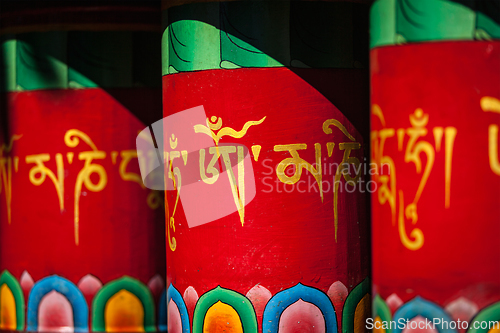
(163, 1), (371, 333)
(0, 2), (165, 332)
(370, 0), (500, 332)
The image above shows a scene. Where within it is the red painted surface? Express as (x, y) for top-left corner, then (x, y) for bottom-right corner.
(164, 67), (369, 301)
(0, 88), (165, 286)
(371, 41), (500, 308)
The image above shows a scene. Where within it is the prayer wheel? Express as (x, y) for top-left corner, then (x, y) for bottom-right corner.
(370, 1), (500, 332)
(163, 1), (371, 333)
(0, 1), (166, 332)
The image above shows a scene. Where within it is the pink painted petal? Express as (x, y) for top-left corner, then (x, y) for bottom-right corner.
(183, 286), (199, 316)
(386, 293), (403, 314)
(168, 299), (183, 333)
(445, 297), (478, 324)
(402, 315), (438, 333)
(38, 290), (74, 332)
(327, 281), (348, 310)
(279, 299), (326, 333)
(148, 275), (165, 299)
(20, 271), (34, 294)
(77, 274), (102, 304)
(327, 280), (348, 327)
(246, 285), (272, 319)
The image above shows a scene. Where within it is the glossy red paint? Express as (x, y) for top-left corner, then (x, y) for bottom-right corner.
(164, 67), (369, 303)
(0, 88), (165, 286)
(371, 41), (500, 308)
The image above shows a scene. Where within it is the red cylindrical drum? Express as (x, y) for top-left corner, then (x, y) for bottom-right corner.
(370, 1), (500, 332)
(0, 2), (165, 332)
(163, 1), (371, 333)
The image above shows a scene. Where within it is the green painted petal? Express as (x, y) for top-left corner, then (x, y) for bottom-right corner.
(476, 12), (500, 39)
(16, 32), (68, 91)
(91, 276), (156, 332)
(370, 0), (397, 48)
(220, 60), (241, 69)
(1, 35), (16, 92)
(0, 270), (25, 330)
(395, 0), (475, 43)
(168, 65), (179, 74)
(342, 278), (371, 333)
(193, 286), (257, 333)
(68, 80), (86, 89)
(467, 302), (500, 333)
(68, 31), (133, 88)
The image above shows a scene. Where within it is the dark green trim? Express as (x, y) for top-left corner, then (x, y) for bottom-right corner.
(91, 276), (156, 332)
(342, 278), (371, 333)
(192, 286), (257, 333)
(0, 270), (25, 330)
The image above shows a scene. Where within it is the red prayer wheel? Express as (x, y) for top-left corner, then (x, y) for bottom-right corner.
(0, 1), (166, 332)
(370, 1), (500, 332)
(163, 1), (372, 333)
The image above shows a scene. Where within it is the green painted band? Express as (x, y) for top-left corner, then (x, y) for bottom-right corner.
(162, 1), (370, 74)
(370, 0), (500, 49)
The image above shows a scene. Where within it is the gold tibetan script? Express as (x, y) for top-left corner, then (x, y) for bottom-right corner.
(194, 116), (266, 226)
